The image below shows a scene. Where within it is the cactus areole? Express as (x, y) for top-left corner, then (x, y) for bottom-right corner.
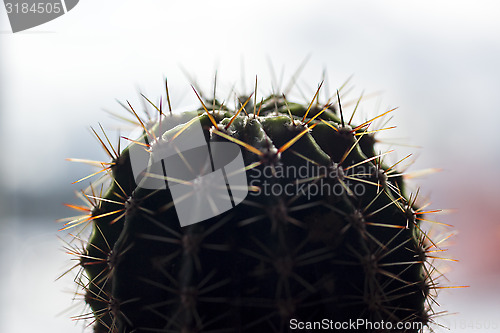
(65, 78), (439, 333)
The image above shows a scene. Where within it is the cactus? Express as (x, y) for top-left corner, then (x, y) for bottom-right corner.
(63, 76), (446, 333)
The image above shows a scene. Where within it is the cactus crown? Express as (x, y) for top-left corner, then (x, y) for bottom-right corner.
(62, 75), (449, 333)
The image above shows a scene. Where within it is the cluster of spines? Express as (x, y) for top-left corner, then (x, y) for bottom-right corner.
(59, 75), (458, 333)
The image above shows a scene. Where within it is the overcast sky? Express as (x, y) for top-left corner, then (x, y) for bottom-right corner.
(2, 0), (500, 189)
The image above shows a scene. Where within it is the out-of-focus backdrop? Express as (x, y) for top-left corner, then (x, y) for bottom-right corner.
(1, 1), (499, 332)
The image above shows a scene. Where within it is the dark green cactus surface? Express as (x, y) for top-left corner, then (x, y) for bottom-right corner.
(65, 80), (438, 333)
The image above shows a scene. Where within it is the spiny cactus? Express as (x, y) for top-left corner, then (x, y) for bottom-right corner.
(62, 75), (450, 333)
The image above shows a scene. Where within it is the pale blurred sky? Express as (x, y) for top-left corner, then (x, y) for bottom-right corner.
(2, 0), (500, 189)
(1, 1), (500, 332)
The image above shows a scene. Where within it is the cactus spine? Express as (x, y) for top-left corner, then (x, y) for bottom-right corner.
(63, 76), (446, 333)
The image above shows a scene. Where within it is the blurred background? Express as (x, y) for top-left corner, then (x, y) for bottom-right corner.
(1, 0), (499, 331)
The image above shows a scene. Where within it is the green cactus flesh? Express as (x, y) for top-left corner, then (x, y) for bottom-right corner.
(68, 83), (437, 333)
